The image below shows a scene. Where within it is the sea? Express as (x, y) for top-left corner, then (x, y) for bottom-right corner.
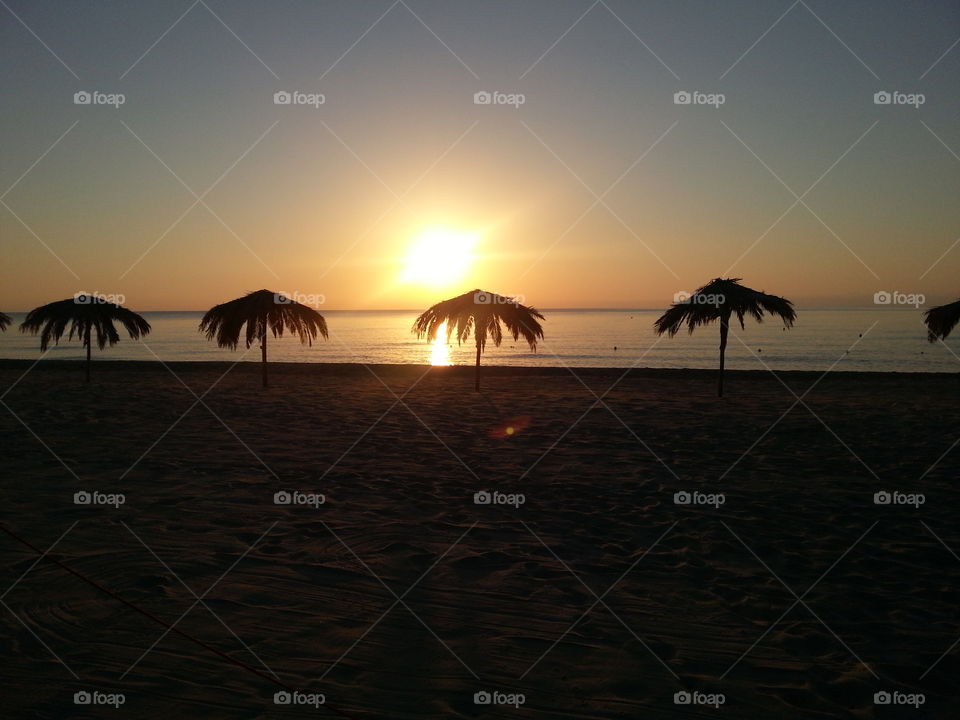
(0, 309), (956, 373)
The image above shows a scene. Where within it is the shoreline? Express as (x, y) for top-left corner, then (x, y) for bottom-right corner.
(1, 358), (957, 379)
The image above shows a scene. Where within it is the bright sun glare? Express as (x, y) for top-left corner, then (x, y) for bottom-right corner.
(430, 321), (451, 366)
(402, 228), (477, 287)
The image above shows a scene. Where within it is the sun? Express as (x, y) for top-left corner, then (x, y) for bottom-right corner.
(401, 227), (477, 287)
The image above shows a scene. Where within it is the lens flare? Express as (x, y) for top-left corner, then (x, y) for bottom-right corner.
(489, 415), (532, 439)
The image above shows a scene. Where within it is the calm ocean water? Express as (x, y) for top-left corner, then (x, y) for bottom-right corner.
(0, 309), (956, 373)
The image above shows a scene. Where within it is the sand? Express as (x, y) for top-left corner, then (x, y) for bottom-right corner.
(1, 360), (958, 718)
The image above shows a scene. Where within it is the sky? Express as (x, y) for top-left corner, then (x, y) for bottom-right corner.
(1, 0), (958, 311)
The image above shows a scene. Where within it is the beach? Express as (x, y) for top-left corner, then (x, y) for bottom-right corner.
(1, 360), (958, 718)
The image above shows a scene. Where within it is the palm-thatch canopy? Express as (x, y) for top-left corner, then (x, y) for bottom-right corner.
(923, 298), (960, 342)
(413, 289), (545, 390)
(20, 297), (151, 382)
(0, 312), (10, 331)
(654, 277), (796, 338)
(20, 298), (151, 351)
(413, 289), (544, 350)
(654, 278), (796, 397)
(200, 289), (328, 349)
(199, 289), (328, 387)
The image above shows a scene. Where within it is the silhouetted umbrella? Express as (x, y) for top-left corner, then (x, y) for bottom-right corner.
(199, 289), (328, 388)
(654, 278), (796, 397)
(924, 298), (960, 342)
(0, 312), (10, 331)
(413, 289), (545, 391)
(20, 297), (151, 383)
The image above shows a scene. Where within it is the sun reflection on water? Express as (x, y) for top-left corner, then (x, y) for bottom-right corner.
(430, 321), (451, 366)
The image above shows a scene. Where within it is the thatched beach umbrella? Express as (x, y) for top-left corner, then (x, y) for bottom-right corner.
(20, 297), (151, 383)
(413, 289), (545, 391)
(654, 278), (796, 397)
(199, 289), (327, 388)
(923, 298), (960, 342)
(0, 312), (10, 331)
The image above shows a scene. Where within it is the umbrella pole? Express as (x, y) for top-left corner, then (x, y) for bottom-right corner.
(84, 326), (91, 384)
(261, 329), (268, 388)
(718, 313), (729, 397)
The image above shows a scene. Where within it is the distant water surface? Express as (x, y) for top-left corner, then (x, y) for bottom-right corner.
(0, 309), (955, 373)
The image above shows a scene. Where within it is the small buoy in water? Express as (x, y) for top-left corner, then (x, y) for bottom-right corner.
(758, 348), (762, 352)
(614, 346), (618, 350)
